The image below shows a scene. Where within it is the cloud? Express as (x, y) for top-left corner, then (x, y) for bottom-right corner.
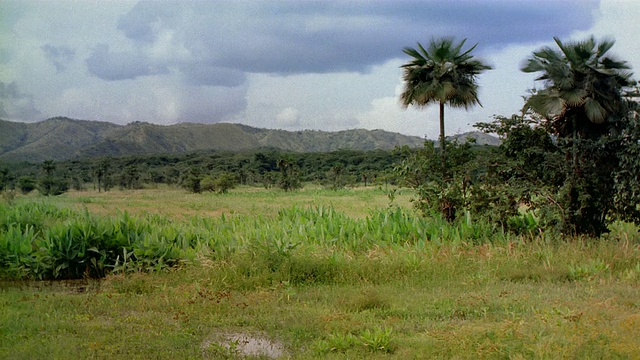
(41, 44), (76, 73)
(109, 0), (598, 78)
(276, 107), (301, 127)
(0, 81), (41, 120)
(179, 64), (246, 87)
(86, 43), (169, 81)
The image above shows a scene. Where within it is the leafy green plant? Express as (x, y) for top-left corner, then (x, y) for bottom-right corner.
(568, 259), (610, 281)
(0, 224), (37, 278)
(203, 339), (241, 359)
(314, 332), (358, 354)
(360, 327), (395, 353)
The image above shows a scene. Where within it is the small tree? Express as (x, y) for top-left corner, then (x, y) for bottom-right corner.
(213, 173), (237, 194)
(0, 167), (9, 192)
(17, 176), (37, 194)
(328, 163), (346, 190)
(183, 167), (202, 193)
(119, 165), (141, 190)
(93, 159), (111, 192)
(277, 158), (302, 192)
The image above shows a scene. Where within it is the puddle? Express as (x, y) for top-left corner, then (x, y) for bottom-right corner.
(201, 331), (287, 359)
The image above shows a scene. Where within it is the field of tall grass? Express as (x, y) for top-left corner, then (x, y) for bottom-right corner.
(1, 186), (639, 358)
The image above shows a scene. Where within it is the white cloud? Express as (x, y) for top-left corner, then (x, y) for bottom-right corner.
(276, 107), (300, 128)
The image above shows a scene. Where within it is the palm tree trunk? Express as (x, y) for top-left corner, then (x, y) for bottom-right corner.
(439, 101), (446, 172)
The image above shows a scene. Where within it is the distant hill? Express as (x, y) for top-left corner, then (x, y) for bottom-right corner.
(0, 117), (423, 162)
(447, 131), (502, 147)
(0, 117), (500, 163)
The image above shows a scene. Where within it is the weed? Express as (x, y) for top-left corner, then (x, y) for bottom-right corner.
(314, 332), (358, 354)
(202, 339), (240, 359)
(568, 259), (610, 281)
(360, 327), (395, 353)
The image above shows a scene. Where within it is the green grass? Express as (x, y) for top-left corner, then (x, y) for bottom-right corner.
(1, 186), (640, 358)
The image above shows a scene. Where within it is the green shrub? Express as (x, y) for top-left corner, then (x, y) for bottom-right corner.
(17, 176), (37, 195)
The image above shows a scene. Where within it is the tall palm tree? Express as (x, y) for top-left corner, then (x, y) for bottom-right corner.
(400, 37), (492, 170)
(521, 36), (634, 140)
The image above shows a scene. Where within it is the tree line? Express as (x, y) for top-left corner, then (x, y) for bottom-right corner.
(0, 148), (414, 196)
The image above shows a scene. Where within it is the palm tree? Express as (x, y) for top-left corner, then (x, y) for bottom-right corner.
(521, 36), (633, 140)
(521, 36), (635, 236)
(400, 37), (492, 170)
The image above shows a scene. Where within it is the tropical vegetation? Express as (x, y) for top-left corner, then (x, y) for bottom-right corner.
(400, 37), (492, 168)
(401, 35), (639, 237)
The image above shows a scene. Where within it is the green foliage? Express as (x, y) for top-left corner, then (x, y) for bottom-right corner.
(4, 146), (409, 195)
(314, 328), (395, 354)
(360, 327), (396, 353)
(396, 35), (640, 237)
(314, 332), (358, 354)
(92, 158), (112, 192)
(210, 173), (237, 193)
(568, 259), (610, 281)
(0, 195), (532, 281)
(396, 139), (523, 227)
(519, 36), (638, 236)
(0, 167), (9, 192)
(38, 160), (68, 196)
(400, 37), (492, 162)
(38, 176), (68, 196)
(277, 158), (302, 192)
(2, 183), (640, 359)
(183, 167), (202, 193)
(521, 36), (633, 139)
(119, 164), (141, 189)
(613, 113), (640, 223)
(0, 224), (37, 278)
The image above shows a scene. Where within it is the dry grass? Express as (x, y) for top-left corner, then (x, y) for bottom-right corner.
(1, 186), (639, 358)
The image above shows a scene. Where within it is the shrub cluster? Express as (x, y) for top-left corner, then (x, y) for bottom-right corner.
(1, 201), (515, 281)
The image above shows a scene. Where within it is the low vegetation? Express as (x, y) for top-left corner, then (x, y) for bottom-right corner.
(1, 187), (639, 358)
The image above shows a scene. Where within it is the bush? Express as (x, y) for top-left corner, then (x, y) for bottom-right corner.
(38, 177), (69, 196)
(201, 173), (237, 193)
(213, 173), (237, 193)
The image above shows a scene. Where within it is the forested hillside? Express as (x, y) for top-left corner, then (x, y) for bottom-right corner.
(0, 117), (433, 162)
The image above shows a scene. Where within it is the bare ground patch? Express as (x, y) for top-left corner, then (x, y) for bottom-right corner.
(201, 330), (288, 359)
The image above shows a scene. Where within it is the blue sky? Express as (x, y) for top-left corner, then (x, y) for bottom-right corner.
(1, 0), (638, 138)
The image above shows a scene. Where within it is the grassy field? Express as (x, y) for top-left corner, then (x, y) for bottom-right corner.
(1, 186), (640, 359)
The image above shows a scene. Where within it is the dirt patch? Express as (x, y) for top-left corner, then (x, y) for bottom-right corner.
(201, 331), (287, 359)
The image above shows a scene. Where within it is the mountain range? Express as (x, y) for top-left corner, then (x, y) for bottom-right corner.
(0, 117), (499, 163)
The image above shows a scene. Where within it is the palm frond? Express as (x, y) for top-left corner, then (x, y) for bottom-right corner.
(521, 58), (546, 73)
(584, 98), (607, 124)
(596, 38), (615, 58)
(527, 91), (565, 117)
(562, 88), (587, 107)
(399, 35), (490, 143)
(451, 38), (468, 56)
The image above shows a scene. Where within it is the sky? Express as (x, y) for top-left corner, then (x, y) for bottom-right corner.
(1, 0), (639, 139)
